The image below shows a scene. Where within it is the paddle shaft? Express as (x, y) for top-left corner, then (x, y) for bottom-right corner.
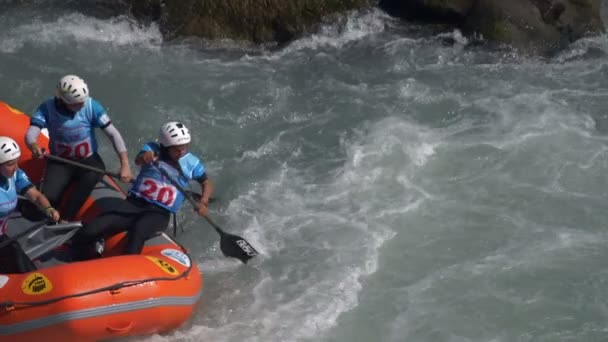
(152, 161), (258, 263)
(44, 154), (205, 201)
(45, 153), (121, 179)
(0, 222), (46, 250)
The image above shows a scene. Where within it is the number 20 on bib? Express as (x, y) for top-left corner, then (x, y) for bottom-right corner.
(139, 177), (177, 207)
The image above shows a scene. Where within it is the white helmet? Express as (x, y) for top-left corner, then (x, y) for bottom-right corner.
(159, 122), (191, 147)
(0, 136), (21, 164)
(56, 75), (89, 104)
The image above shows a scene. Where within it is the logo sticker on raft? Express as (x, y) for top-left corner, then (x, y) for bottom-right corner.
(161, 248), (191, 267)
(146, 256), (179, 275)
(21, 272), (53, 295)
(0, 275), (9, 289)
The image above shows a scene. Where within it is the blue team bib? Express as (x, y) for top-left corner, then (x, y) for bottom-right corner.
(31, 98), (111, 159)
(129, 145), (205, 213)
(0, 169), (33, 234)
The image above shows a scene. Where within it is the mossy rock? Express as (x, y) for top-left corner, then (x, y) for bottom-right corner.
(568, 0), (593, 8)
(486, 20), (512, 41)
(127, 0), (374, 44)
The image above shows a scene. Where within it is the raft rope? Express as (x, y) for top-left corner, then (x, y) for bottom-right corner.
(171, 213), (184, 237)
(173, 213), (177, 237)
(0, 240), (195, 311)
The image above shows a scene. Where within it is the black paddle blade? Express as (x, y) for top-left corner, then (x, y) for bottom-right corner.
(219, 231), (258, 264)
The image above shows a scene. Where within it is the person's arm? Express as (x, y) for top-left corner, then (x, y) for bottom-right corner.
(199, 177), (213, 207)
(194, 176), (213, 217)
(135, 142), (158, 165)
(16, 169), (59, 221)
(23, 187), (60, 222)
(25, 125), (41, 147)
(101, 124), (132, 182)
(26, 103), (48, 158)
(91, 99), (132, 182)
(192, 158), (213, 216)
(25, 126), (44, 157)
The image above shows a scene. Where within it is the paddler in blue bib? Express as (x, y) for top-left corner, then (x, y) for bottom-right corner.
(25, 75), (133, 221)
(0, 137), (60, 273)
(72, 121), (213, 259)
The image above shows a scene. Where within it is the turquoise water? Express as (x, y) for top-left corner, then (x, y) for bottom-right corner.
(2, 4), (608, 342)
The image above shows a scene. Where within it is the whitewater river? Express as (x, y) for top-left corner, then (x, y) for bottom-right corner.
(2, 2), (608, 341)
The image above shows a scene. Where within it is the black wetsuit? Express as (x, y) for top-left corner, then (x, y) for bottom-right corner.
(71, 194), (171, 260)
(0, 235), (36, 273)
(40, 152), (105, 221)
(72, 148), (207, 260)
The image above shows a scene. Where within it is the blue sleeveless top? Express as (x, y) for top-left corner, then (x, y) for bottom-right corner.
(0, 169), (33, 234)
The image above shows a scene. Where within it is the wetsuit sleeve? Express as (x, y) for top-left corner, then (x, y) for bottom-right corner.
(25, 126), (41, 147)
(194, 172), (208, 183)
(101, 123), (128, 153)
(30, 102), (49, 128)
(90, 99), (111, 129)
(15, 169), (34, 195)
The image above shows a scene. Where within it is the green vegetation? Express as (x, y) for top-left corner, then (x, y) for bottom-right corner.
(491, 20), (512, 41)
(130, 0), (374, 44)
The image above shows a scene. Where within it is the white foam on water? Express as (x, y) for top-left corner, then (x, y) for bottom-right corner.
(0, 12), (162, 53)
(3, 5), (606, 342)
(553, 34), (608, 64)
(236, 137), (282, 161)
(388, 220), (607, 342)
(148, 115), (438, 342)
(249, 8), (391, 61)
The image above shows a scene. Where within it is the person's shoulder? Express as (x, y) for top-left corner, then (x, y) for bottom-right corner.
(41, 97), (55, 105)
(182, 152), (204, 168)
(15, 168), (31, 181)
(89, 97), (101, 105)
(35, 98), (55, 111)
(184, 152), (202, 163)
(179, 153), (205, 177)
(89, 98), (106, 112)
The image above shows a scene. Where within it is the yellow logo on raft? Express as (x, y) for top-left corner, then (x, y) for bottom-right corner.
(21, 272), (53, 295)
(146, 256), (179, 275)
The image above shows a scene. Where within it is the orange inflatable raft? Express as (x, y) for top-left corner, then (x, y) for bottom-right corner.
(0, 101), (203, 341)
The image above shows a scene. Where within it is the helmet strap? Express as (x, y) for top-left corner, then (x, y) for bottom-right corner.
(159, 145), (170, 160)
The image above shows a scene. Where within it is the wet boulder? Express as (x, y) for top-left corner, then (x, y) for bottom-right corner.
(379, 0), (605, 54)
(126, 0), (375, 45)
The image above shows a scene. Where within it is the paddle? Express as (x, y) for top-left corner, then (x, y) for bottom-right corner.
(152, 161), (258, 264)
(15, 195), (84, 258)
(25, 222), (83, 260)
(43, 154), (206, 202)
(0, 221), (47, 250)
